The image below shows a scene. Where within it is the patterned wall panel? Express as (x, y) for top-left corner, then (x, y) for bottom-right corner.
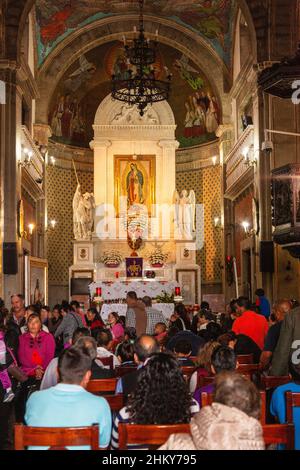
(46, 164), (94, 285)
(176, 166), (222, 283)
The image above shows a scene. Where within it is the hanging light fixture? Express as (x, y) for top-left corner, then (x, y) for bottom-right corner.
(111, 0), (172, 116)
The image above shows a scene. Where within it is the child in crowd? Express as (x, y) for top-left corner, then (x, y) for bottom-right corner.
(0, 312), (14, 403)
(154, 322), (167, 345)
(173, 339), (195, 366)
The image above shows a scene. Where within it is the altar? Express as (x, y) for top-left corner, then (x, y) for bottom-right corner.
(89, 280), (179, 301)
(69, 94), (201, 305)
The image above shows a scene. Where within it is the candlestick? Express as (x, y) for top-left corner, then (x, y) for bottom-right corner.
(175, 287), (181, 296)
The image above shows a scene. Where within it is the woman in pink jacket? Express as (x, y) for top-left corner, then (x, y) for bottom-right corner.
(18, 313), (55, 380)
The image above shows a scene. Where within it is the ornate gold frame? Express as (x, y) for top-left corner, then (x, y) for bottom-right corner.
(114, 155), (156, 217)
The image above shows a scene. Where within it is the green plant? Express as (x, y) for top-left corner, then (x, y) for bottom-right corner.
(155, 291), (174, 304)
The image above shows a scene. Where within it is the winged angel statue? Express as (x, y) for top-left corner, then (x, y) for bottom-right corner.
(174, 190), (196, 239)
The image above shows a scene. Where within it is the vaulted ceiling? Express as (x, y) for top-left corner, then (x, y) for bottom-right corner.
(35, 0), (237, 68)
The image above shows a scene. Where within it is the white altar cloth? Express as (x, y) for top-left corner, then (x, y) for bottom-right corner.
(100, 303), (174, 321)
(89, 280), (179, 301)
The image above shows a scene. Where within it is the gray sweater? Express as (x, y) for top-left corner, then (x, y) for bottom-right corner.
(54, 312), (84, 344)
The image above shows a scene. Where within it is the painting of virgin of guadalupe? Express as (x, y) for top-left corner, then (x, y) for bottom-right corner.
(114, 156), (156, 217)
(126, 163), (145, 206)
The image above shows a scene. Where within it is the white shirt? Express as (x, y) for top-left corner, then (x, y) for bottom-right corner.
(96, 347), (120, 369)
(40, 357), (58, 390)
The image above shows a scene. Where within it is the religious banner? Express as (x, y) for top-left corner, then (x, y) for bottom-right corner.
(126, 257), (143, 278)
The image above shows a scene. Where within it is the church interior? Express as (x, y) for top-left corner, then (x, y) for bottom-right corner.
(1, 0), (300, 454)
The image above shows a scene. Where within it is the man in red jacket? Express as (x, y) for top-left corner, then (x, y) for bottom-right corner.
(232, 297), (269, 350)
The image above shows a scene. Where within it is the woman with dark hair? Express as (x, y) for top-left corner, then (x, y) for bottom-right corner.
(116, 341), (135, 366)
(18, 313), (55, 380)
(111, 352), (198, 449)
(169, 303), (191, 331)
(48, 304), (63, 334)
(108, 312), (124, 341)
(85, 308), (104, 336)
(16, 313), (55, 422)
(199, 321), (222, 343)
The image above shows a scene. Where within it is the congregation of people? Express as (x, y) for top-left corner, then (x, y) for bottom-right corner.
(1, 288), (300, 451)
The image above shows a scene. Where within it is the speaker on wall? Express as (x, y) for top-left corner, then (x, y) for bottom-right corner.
(3, 242), (18, 275)
(260, 241), (274, 273)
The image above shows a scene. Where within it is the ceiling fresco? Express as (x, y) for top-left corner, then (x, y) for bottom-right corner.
(48, 41), (221, 149)
(35, 0), (237, 67)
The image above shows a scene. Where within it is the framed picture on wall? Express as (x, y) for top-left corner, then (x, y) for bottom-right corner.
(26, 257), (48, 306)
(176, 269), (198, 305)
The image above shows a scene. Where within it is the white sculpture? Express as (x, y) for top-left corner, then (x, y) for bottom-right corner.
(109, 103), (159, 125)
(73, 184), (96, 240)
(174, 189), (196, 239)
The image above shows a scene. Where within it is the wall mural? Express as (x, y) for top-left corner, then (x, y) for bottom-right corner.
(48, 42), (221, 148)
(36, 0), (236, 67)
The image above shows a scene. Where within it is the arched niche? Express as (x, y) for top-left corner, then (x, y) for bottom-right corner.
(90, 94), (178, 234)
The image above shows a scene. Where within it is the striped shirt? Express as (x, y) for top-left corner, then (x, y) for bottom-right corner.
(110, 400), (199, 449)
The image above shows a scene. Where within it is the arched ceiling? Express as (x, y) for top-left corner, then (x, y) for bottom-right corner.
(48, 41), (222, 149)
(35, 0), (237, 69)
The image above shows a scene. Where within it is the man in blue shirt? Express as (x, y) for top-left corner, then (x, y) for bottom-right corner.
(255, 288), (271, 319)
(25, 344), (112, 449)
(270, 359), (300, 450)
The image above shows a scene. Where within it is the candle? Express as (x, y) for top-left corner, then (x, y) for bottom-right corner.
(96, 287), (102, 296)
(175, 287), (181, 296)
(115, 272), (119, 279)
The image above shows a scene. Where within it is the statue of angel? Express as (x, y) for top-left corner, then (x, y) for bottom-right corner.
(174, 189), (196, 239)
(73, 183), (96, 240)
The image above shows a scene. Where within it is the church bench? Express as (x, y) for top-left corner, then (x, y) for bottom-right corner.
(262, 424), (294, 450)
(118, 423), (190, 450)
(286, 392), (300, 423)
(97, 355), (114, 370)
(201, 391), (267, 425)
(236, 354), (254, 364)
(14, 423), (100, 450)
(87, 378), (117, 394)
(115, 366), (137, 377)
(101, 394), (125, 411)
(260, 376), (291, 390)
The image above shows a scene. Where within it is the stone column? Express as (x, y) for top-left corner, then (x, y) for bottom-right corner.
(253, 87), (273, 301)
(0, 61), (21, 303)
(216, 124), (234, 301)
(34, 124), (52, 260)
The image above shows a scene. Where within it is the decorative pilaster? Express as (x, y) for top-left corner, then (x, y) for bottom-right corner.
(0, 61), (21, 302)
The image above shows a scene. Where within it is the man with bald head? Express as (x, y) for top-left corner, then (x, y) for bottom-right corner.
(259, 299), (292, 371)
(115, 334), (159, 398)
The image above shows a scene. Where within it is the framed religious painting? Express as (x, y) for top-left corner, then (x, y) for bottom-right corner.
(176, 269), (198, 305)
(114, 155), (156, 217)
(25, 257), (48, 306)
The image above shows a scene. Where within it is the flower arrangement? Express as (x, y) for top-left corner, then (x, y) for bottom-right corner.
(155, 291), (174, 304)
(148, 248), (169, 267)
(98, 250), (123, 268)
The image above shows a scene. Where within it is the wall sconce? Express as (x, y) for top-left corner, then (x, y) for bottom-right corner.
(19, 147), (33, 168)
(212, 156), (218, 166)
(28, 223), (35, 235)
(48, 156), (56, 166)
(214, 217), (223, 230)
(241, 221), (255, 236)
(38, 220), (57, 235)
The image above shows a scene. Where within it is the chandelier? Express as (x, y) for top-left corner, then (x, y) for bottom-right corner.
(111, 0), (172, 116)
